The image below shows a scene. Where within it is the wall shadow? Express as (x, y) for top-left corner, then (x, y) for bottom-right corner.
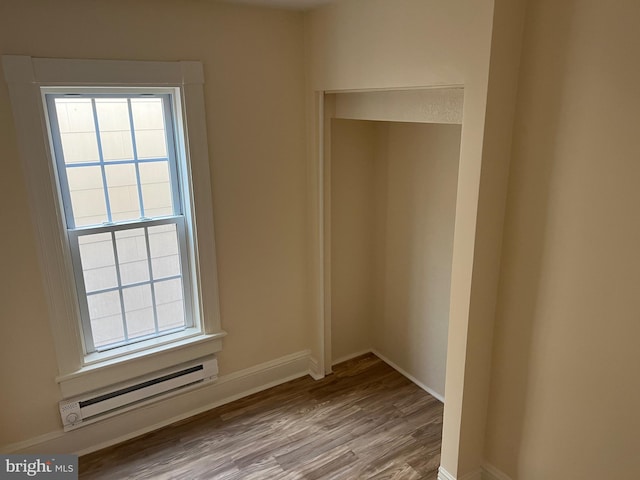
(484, 0), (578, 475)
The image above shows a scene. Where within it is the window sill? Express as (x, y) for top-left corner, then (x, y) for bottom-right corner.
(83, 328), (206, 367)
(56, 330), (226, 398)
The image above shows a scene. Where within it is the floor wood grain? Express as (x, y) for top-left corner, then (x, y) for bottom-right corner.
(79, 354), (443, 479)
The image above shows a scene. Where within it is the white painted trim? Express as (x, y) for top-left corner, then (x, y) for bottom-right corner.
(324, 83), (465, 95)
(438, 467), (483, 480)
(439, 466), (457, 480)
(57, 333), (225, 398)
(2, 350), (315, 455)
(482, 463), (512, 480)
(331, 349), (373, 366)
(372, 349), (445, 403)
(0, 431), (67, 455)
(3, 54), (85, 381)
(34, 57), (199, 85)
(2, 55), (225, 398)
(318, 91), (331, 375)
(179, 70), (224, 339)
(308, 356), (323, 380)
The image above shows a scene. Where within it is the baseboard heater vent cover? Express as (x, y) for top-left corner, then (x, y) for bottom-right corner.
(59, 356), (218, 431)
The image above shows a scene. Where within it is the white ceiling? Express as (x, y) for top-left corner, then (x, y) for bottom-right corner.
(222, 0), (335, 10)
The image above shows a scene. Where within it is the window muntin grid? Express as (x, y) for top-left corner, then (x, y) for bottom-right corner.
(46, 94), (181, 228)
(44, 90), (193, 353)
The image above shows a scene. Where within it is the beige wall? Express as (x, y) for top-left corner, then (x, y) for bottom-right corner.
(456, 0), (527, 473)
(330, 119), (377, 361)
(305, 0), (479, 91)
(485, 0), (640, 478)
(375, 122), (460, 399)
(0, 0), (308, 447)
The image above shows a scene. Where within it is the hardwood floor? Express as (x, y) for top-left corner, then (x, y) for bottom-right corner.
(80, 354), (443, 479)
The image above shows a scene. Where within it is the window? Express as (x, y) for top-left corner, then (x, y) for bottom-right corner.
(45, 91), (194, 353)
(2, 56), (225, 398)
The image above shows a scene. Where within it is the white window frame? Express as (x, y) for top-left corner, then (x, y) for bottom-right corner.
(2, 56), (226, 398)
(44, 88), (196, 355)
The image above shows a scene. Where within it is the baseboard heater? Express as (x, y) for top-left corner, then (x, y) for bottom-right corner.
(59, 356), (218, 431)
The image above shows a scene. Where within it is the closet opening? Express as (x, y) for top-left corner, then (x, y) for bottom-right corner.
(322, 88), (463, 404)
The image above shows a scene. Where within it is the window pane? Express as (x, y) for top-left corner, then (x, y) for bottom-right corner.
(131, 98), (167, 159)
(105, 164), (141, 221)
(123, 284), (155, 339)
(87, 291), (124, 348)
(148, 224), (181, 279)
(60, 133), (101, 164)
(115, 228), (149, 285)
(66, 166), (108, 226)
(95, 99), (134, 162)
(157, 300), (185, 331)
(139, 161), (173, 217)
(155, 278), (185, 331)
(55, 99), (100, 164)
(78, 233), (117, 293)
(55, 99), (94, 133)
(134, 130), (168, 159)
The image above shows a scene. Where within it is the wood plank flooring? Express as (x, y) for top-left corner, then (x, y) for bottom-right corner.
(79, 354), (443, 479)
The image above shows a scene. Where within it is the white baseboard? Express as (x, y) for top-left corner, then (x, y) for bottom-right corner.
(438, 466), (457, 480)
(371, 349), (445, 403)
(437, 464), (511, 480)
(438, 466), (483, 480)
(331, 349), (373, 366)
(1, 431), (67, 455)
(2, 349), (315, 455)
(308, 355), (323, 380)
(482, 463), (512, 480)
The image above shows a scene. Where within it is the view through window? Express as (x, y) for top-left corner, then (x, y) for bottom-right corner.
(45, 92), (193, 353)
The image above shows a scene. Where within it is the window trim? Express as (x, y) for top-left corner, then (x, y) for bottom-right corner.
(2, 55), (226, 399)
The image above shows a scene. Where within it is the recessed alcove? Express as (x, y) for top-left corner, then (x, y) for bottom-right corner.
(324, 88), (463, 401)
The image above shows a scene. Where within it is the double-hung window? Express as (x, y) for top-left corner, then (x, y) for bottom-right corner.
(45, 90), (193, 353)
(3, 56), (225, 398)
